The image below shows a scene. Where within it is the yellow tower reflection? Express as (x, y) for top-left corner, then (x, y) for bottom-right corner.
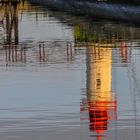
(86, 45), (117, 140)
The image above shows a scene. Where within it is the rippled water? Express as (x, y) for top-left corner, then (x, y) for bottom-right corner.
(0, 0), (140, 140)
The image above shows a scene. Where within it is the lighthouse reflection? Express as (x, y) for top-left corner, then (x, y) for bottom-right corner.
(81, 45), (117, 140)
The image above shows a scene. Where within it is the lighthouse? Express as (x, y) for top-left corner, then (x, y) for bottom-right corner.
(86, 45), (117, 139)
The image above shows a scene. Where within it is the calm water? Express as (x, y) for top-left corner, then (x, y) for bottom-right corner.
(0, 1), (140, 140)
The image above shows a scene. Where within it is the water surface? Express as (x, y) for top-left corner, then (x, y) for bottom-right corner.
(0, 1), (140, 140)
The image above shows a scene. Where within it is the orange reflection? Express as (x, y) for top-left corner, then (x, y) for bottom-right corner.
(81, 45), (117, 140)
(88, 98), (117, 140)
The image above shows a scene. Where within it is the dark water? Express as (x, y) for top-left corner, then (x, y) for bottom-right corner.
(0, 1), (140, 140)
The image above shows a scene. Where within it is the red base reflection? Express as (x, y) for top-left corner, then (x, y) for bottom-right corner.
(80, 99), (117, 140)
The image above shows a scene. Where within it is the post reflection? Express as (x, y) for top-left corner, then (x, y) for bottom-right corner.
(5, 45), (26, 64)
(39, 43), (46, 62)
(81, 45), (117, 140)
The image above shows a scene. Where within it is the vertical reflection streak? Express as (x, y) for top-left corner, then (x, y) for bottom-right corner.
(81, 44), (117, 140)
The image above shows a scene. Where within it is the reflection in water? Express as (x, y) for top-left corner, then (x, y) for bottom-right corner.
(77, 19), (140, 139)
(0, 0), (75, 66)
(0, 1), (74, 65)
(2, 41), (75, 66)
(0, 0), (140, 140)
(39, 43), (46, 62)
(81, 46), (117, 140)
(5, 45), (26, 64)
(86, 47), (117, 139)
(0, 0), (21, 45)
(120, 42), (128, 63)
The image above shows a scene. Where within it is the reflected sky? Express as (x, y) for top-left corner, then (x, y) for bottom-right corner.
(0, 0), (140, 140)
